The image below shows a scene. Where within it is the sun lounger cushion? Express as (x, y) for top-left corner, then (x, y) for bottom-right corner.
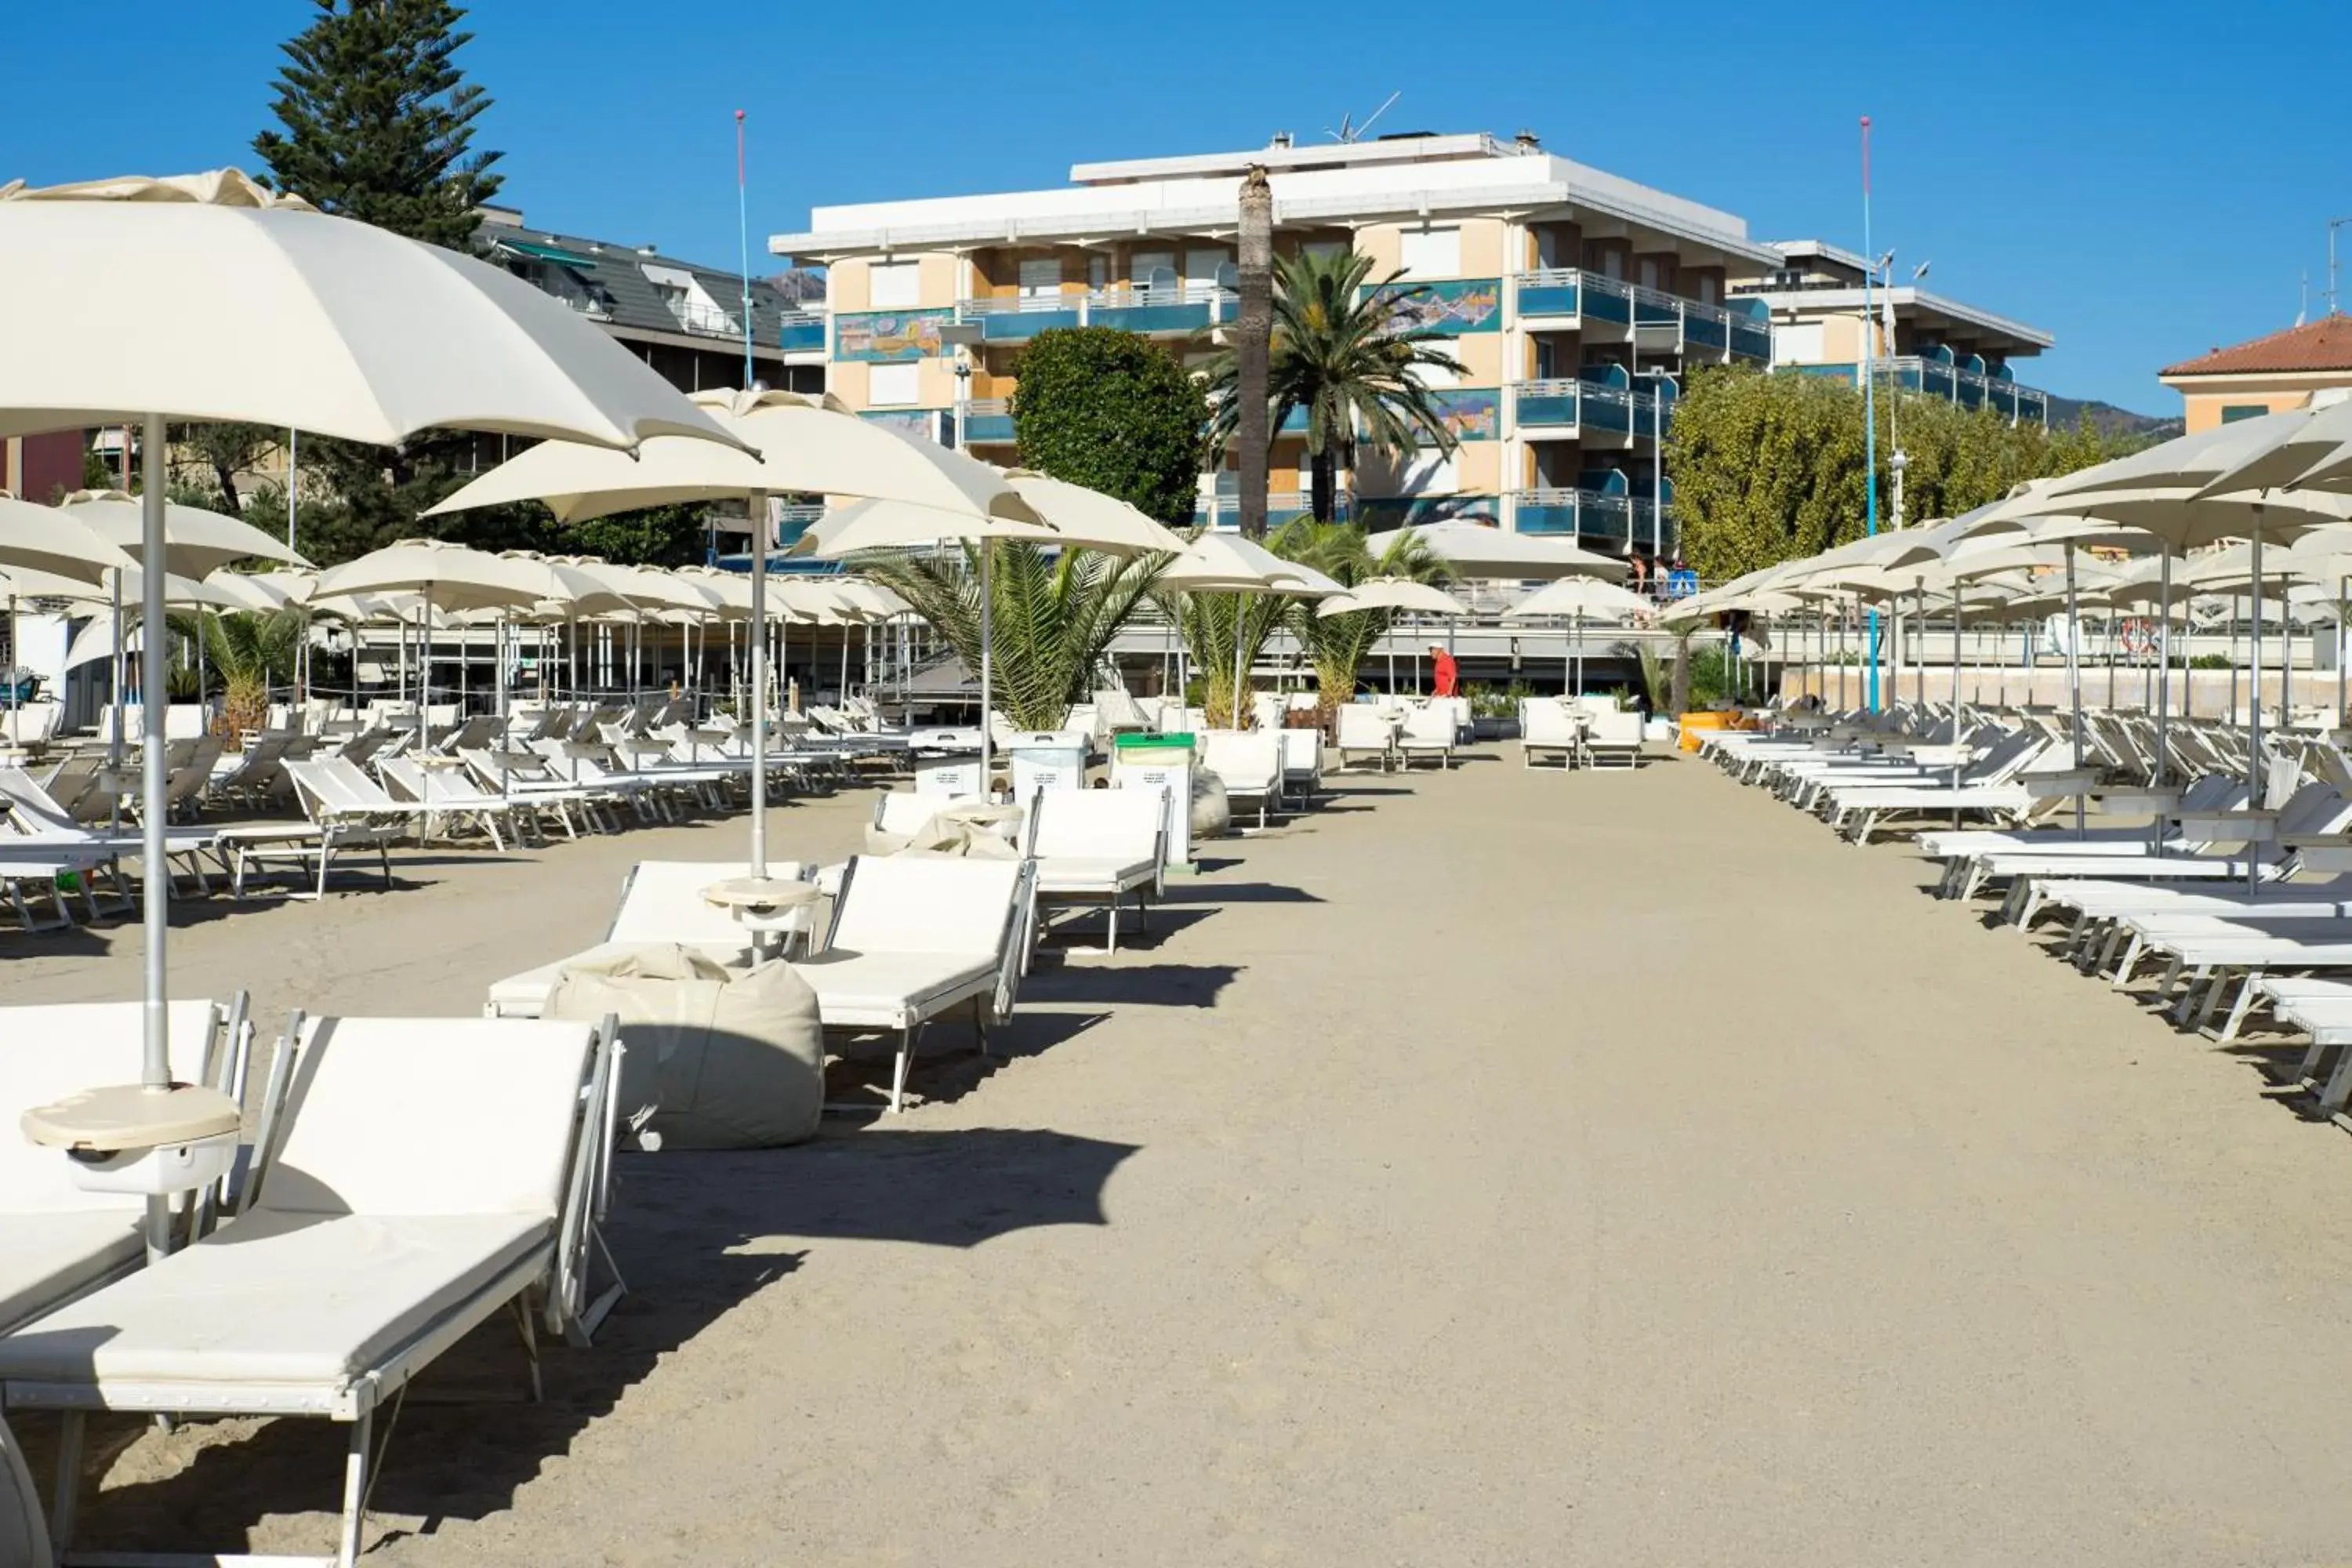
(0, 1209), (549, 1388)
(792, 950), (998, 1029)
(0, 1212), (145, 1335)
(548, 946), (822, 1149)
(1033, 855), (1156, 895)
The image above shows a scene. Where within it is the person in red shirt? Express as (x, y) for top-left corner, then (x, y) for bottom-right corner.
(1429, 644), (1460, 698)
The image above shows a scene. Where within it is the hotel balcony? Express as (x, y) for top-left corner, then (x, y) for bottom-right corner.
(956, 285), (1236, 343)
(777, 310), (826, 354)
(963, 398), (1015, 445)
(1787, 356), (2049, 425)
(1510, 488), (1676, 555)
(1512, 270), (1772, 365)
(1508, 380), (1671, 445)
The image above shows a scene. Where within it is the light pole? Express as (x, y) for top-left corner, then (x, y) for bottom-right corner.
(940, 321), (984, 450)
(1860, 115), (1881, 710)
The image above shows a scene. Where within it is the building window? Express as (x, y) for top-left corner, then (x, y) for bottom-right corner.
(2220, 404), (2270, 424)
(1399, 226), (1461, 279)
(1695, 274), (1719, 305)
(1185, 246), (1232, 291)
(1599, 249), (1624, 281)
(1087, 253), (1109, 289)
(1131, 250), (1176, 293)
(868, 362), (920, 406)
(1638, 258), (1660, 292)
(1302, 239), (1348, 263)
(1018, 258), (1062, 297)
(869, 260), (920, 310)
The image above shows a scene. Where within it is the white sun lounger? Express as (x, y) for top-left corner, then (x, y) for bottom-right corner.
(1334, 706), (1396, 772)
(0, 997), (248, 1337)
(1199, 731), (1283, 829)
(1582, 709), (1645, 770)
(0, 1013), (621, 1568)
(802, 854), (1037, 1113)
(1520, 699), (1580, 770)
(1277, 728), (1322, 808)
(1025, 786), (1164, 956)
(1396, 704), (1457, 770)
(483, 858), (812, 1018)
(376, 755), (535, 850)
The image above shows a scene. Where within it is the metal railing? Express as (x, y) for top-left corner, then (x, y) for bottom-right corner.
(664, 298), (741, 339)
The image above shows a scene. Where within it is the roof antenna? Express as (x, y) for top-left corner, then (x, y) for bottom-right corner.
(1323, 90), (1400, 144)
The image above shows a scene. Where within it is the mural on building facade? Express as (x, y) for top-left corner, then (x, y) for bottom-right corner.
(858, 408), (945, 444)
(835, 308), (953, 361)
(1429, 387), (1501, 441)
(1367, 278), (1502, 336)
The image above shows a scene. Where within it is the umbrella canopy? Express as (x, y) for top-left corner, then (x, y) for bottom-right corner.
(0, 169), (750, 1109)
(1316, 577), (1463, 619)
(427, 387), (1032, 524)
(794, 497), (1062, 558)
(0, 172), (745, 452)
(3, 562), (237, 611)
(0, 493), (138, 584)
(311, 539), (581, 612)
(202, 568), (318, 612)
(1506, 578), (1653, 622)
(1001, 471), (1189, 555)
(2178, 539), (2309, 592)
(1160, 532), (1341, 595)
(61, 489), (307, 575)
(1360, 519), (1628, 581)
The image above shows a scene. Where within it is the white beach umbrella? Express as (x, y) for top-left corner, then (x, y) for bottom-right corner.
(1002, 471), (1189, 555)
(0, 492), (139, 583)
(433, 389), (1039, 875)
(1156, 534), (1341, 723)
(60, 489), (307, 575)
(2193, 400), (2352, 496)
(1508, 576), (1653, 695)
(202, 568), (318, 613)
(0, 169), (743, 1113)
(1360, 518), (1630, 581)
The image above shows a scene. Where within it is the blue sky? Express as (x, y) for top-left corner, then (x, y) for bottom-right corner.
(8, 0), (2343, 415)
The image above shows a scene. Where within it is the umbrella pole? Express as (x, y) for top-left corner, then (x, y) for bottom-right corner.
(2249, 512), (2265, 897)
(1952, 582), (1964, 823)
(2338, 575), (2347, 729)
(749, 489), (770, 878)
(2065, 554), (2084, 838)
(137, 415), (172, 1168)
(979, 539), (996, 791)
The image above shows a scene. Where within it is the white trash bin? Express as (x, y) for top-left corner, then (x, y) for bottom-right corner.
(910, 727), (985, 796)
(1007, 730), (1091, 804)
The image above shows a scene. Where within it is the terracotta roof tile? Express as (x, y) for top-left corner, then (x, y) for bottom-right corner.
(2162, 316), (2352, 377)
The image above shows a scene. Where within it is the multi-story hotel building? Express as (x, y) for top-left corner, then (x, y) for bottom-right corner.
(769, 131), (2050, 556)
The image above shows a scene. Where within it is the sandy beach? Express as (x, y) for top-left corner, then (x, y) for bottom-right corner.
(13, 747), (2352, 1565)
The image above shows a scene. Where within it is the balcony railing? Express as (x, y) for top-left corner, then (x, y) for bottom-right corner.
(1508, 381), (1670, 439)
(663, 297), (742, 339)
(963, 397), (1015, 445)
(956, 285), (1236, 341)
(1512, 270), (1770, 365)
(1510, 488), (1676, 554)
(1194, 491), (1354, 531)
(777, 310), (825, 352)
(1789, 357), (2050, 426)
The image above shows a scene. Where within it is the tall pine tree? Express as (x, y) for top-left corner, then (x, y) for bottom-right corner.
(252, 0), (531, 562)
(254, 0), (503, 252)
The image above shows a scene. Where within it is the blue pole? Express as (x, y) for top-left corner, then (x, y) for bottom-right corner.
(1860, 115), (1880, 711)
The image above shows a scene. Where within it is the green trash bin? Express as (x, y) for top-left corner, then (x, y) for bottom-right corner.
(1110, 731), (1196, 869)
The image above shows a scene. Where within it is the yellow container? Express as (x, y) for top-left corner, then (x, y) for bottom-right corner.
(1678, 711), (1738, 753)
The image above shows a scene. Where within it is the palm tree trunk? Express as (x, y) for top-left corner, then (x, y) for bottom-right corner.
(1311, 445), (1336, 523)
(1235, 165), (1273, 540)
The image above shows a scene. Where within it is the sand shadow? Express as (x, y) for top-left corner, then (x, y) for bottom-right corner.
(825, 1009), (1112, 1110)
(1156, 882), (1321, 906)
(19, 1124), (1138, 1558)
(1024, 963), (1240, 1009)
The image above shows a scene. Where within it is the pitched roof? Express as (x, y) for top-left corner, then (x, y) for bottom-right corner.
(2161, 316), (2352, 378)
(473, 220), (808, 356)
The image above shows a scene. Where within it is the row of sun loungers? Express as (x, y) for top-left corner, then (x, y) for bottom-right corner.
(1707, 696), (2352, 1129)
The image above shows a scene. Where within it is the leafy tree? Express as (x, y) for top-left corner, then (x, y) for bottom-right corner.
(253, 0), (503, 250)
(251, 0), (506, 564)
(1668, 367), (2151, 582)
(569, 503), (717, 569)
(169, 424), (280, 514)
(855, 543), (1168, 729)
(1206, 251), (1467, 524)
(1011, 328), (1207, 528)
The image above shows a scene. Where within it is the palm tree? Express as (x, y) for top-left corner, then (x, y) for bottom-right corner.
(1273, 519), (1448, 727)
(1235, 165), (1274, 539)
(1207, 249), (1468, 525)
(858, 543), (1168, 730)
(193, 607), (307, 739)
